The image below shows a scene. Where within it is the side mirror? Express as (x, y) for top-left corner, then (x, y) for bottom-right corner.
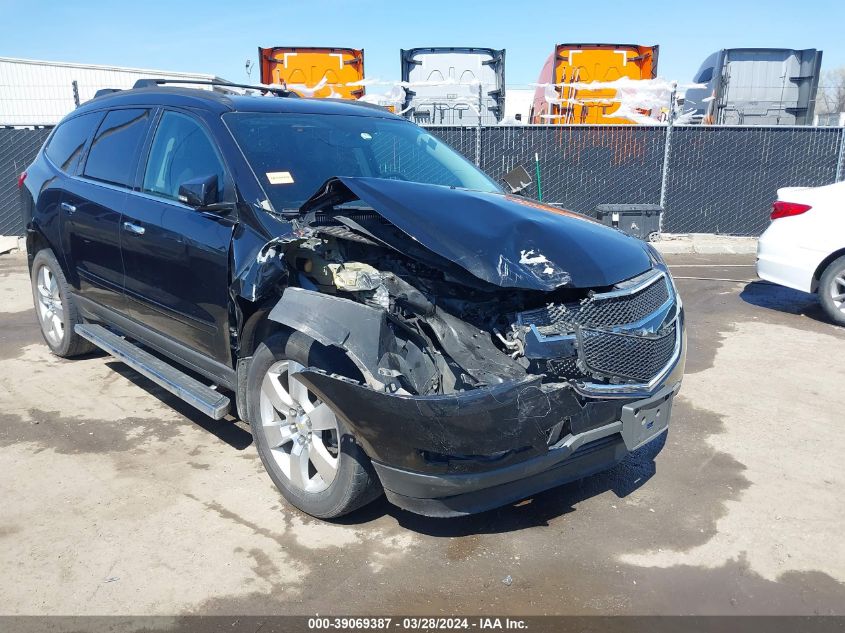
(502, 165), (533, 196)
(178, 174), (219, 208)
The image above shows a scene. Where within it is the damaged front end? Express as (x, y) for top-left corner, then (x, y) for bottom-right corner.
(261, 177), (685, 516)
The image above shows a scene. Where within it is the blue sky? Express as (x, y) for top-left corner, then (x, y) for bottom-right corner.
(1, 0), (843, 87)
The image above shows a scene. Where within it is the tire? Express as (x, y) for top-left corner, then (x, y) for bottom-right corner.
(246, 330), (382, 519)
(819, 255), (845, 326)
(30, 249), (95, 358)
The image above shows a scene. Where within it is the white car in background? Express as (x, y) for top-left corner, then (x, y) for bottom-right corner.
(757, 180), (845, 325)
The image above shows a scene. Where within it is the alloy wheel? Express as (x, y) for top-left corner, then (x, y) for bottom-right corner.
(830, 272), (845, 315)
(35, 264), (64, 346)
(258, 360), (340, 493)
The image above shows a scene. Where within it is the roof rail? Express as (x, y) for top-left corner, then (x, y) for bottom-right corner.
(131, 78), (299, 97)
(93, 88), (122, 98)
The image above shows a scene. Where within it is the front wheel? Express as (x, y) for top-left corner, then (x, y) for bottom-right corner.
(246, 330), (382, 518)
(819, 255), (845, 326)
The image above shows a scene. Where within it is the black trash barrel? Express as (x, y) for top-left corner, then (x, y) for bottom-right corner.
(594, 204), (662, 242)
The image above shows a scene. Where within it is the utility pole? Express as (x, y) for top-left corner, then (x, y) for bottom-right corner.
(475, 82), (483, 167)
(658, 81), (677, 233)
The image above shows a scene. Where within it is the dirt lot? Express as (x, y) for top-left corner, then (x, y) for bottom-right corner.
(1, 250), (844, 616)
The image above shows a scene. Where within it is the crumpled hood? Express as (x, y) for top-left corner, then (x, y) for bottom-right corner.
(314, 177), (653, 290)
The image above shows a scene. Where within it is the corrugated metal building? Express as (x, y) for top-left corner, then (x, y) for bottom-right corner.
(0, 57), (227, 126)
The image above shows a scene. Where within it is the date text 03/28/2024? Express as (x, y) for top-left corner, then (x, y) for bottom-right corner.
(307, 617), (528, 629)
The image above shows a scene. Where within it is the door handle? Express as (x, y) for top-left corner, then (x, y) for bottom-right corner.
(60, 202), (76, 213)
(123, 221), (145, 236)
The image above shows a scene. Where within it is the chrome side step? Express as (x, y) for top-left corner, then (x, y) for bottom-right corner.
(74, 324), (231, 420)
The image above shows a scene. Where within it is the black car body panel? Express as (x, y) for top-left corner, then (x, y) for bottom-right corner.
(60, 178), (128, 313)
(303, 176), (653, 290)
(24, 85), (686, 517)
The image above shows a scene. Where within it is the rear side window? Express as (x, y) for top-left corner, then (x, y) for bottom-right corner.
(142, 111), (225, 201)
(83, 109), (151, 187)
(45, 112), (101, 173)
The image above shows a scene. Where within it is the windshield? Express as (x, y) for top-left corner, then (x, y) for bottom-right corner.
(224, 112), (501, 211)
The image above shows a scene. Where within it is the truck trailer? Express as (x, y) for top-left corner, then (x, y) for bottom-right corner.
(684, 48), (823, 125)
(258, 46), (365, 99)
(399, 47), (506, 125)
(530, 44), (659, 125)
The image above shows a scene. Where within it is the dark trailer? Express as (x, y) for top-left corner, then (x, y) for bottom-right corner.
(685, 48), (823, 125)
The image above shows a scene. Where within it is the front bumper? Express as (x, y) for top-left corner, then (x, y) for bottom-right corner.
(372, 382), (679, 516)
(295, 311), (685, 516)
(379, 434), (629, 516)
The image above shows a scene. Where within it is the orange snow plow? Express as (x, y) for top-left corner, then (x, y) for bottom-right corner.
(530, 44), (659, 124)
(258, 47), (365, 99)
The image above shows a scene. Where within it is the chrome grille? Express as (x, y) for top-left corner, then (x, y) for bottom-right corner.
(578, 322), (678, 382)
(521, 272), (670, 334)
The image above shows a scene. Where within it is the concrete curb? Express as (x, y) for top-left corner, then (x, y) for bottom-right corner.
(652, 234), (758, 255)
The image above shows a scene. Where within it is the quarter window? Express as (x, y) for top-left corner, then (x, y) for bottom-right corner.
(142, 111), (225, 202)
(83, 109), (151, 187)
(44, 112), (102, 173)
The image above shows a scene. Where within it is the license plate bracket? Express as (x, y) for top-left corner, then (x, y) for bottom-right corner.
(621, 385), (675, 450)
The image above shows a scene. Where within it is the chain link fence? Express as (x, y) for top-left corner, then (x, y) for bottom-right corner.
(425, 124), (845, 237)
(479, 126), (667, 213)
(1, 123), (844, 238)
(662, 126), (843, 235)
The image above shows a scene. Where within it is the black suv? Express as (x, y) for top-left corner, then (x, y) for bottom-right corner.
(22, 82), (685, 518)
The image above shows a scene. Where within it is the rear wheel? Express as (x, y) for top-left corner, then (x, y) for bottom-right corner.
(246, 330), (382, 518)
(30, 249), (94, 357)
(819, 256), (845, 326)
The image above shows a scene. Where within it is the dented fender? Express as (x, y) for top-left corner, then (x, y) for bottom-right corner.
(267, 287), (388, 388)
(230, 221), (296, 303)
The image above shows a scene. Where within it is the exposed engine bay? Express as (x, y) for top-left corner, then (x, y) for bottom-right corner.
(265, 178), (681, 398)
(285, 228), (557, 395)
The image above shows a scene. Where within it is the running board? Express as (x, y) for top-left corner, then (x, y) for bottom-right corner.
(74, 324), (231, 420)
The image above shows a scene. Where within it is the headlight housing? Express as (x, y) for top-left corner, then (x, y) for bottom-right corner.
(646, 243), (682, 310)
